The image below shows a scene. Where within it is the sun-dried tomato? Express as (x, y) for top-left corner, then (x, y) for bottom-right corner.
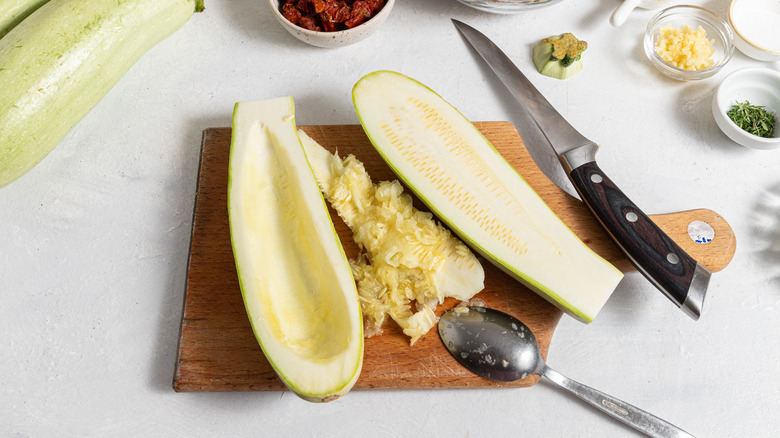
(364, 0), (384, 12)
(281, 2), (303, 24)
(298, 15), (321, 31)
(280, 0), (386, 32)
(296, 0), (312, 13)
(311, 0), (329, 13)
(320, 1), (350, 22)
(344, 0), (371, 28)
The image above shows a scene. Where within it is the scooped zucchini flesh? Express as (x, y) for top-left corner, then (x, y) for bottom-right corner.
(352, 71), (623, 323)
(228, 97), (363, 402)
(298, 130), (484, 344)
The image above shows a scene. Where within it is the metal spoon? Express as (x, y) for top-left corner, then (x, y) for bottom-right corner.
(438, 306), (695, 438)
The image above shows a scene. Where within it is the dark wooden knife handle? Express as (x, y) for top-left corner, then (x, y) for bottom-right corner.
(568, 161), (700, 308)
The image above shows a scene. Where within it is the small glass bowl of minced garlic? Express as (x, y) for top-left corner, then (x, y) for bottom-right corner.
(644, 5), (735, 81)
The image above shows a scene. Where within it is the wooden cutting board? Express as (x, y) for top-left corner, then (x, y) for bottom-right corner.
(172, 122), (735, 392)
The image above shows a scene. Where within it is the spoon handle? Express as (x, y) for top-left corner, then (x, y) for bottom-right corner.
(541, 366), (695, 438)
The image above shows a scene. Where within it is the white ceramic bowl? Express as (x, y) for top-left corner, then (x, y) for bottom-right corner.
(269, 0), (394, 48)
(455, 0), (563, 14)
(644, 5), (734, 81)
(712, 68), (780, 150)
(728, 0), (780, 61)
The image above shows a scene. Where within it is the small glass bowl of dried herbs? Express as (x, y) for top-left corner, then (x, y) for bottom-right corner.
(712, 67), (780, 150)
(726, 101), (775, 138)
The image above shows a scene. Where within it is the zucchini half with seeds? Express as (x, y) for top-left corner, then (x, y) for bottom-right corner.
(0, 0), (204, 188)
(352, 71), (623, 322)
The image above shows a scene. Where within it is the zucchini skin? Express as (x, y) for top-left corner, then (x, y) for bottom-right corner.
(0, 0), (51, 38)
(0, 0), (201, 188)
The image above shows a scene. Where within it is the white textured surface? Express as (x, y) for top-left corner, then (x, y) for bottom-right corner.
(1, 0), (778, 436)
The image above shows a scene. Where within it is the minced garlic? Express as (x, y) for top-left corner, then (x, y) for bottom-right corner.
(655, 24), (715, 71)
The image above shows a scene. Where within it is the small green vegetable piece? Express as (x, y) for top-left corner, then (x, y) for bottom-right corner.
(726, 101), (776, 138)
(533, 33), (588, 80)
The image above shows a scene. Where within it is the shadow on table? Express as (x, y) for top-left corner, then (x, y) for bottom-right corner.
(145, 113), (281, 404)
(539, 376), (688, 438)
(146, 113), (225, 397)
(751, 182), (780, 290)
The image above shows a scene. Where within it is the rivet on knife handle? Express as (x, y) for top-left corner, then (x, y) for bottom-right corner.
(563, 151), (710, 320)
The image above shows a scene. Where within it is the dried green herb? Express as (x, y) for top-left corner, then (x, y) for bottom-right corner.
(726, 101), (776, 138)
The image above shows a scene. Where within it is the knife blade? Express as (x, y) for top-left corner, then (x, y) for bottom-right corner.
(452, 19), (710, 320)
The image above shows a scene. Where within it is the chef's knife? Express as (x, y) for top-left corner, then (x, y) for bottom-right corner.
(452, 19), (709, 320)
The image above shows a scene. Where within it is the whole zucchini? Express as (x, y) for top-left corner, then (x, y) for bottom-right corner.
(0, 0), (204, 188)
(0, 0), (51, 38)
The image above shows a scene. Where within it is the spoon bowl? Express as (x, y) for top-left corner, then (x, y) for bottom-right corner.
(439, 307), (695, 438)
(438, 306), (543, 382)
